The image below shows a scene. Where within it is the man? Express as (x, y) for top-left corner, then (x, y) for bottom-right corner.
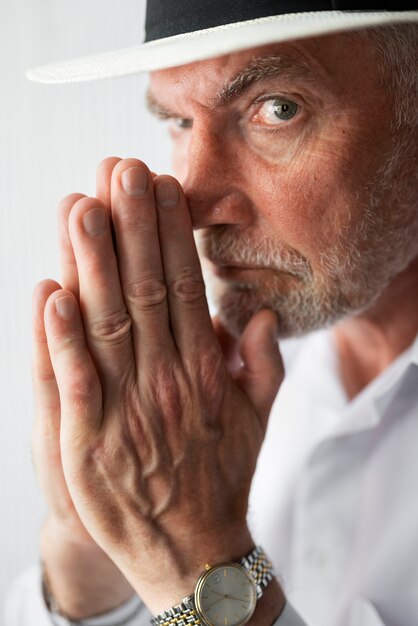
(5, 3), (418, 626)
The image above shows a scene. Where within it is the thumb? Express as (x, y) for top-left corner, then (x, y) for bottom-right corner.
(235, 309), (284, 430)
(212, 314), (242, 373)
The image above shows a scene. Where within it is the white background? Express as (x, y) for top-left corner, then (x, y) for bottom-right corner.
(0, 0), (173, 612)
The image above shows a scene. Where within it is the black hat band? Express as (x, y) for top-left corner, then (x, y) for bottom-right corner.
(144, 0), (417, 42)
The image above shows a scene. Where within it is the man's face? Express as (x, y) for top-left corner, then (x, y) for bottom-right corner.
(148, 32), (417, 338)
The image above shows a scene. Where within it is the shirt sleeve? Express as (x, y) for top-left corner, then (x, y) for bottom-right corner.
(3, 563), (151, 626)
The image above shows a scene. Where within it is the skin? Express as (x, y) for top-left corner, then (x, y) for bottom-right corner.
(32, 31), (417, 622)
(148, 32), (418, 395)
(37, 158), (284, 617)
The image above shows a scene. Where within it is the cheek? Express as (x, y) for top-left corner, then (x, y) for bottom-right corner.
(247, 96), (390, 243)
(249, 125), (371, 261)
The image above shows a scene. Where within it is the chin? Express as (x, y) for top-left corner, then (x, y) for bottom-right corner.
(204, 220), (416, 338)
(208, 274), (368, 340)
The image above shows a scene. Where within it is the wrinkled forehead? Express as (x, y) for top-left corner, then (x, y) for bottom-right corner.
(148, 31), (371, 104)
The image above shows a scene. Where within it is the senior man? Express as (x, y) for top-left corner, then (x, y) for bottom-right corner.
(5, 3), (418, 626)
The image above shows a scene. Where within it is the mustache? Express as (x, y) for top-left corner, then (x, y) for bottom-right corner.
(197, 228), (312, 279)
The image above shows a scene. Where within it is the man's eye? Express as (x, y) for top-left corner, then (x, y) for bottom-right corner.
(253, 98), (299, 126)
(169, 118), (193, 131)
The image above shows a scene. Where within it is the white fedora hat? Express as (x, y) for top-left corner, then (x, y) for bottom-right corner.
(26, 1), (418, 84)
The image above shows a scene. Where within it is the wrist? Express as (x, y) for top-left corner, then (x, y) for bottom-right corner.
(123, 525), (255, 614)
(250, 577), (286, 626)
(41, 514), (135, 620)
(42, 512), (97, 550)
(148, 545), (285, 626)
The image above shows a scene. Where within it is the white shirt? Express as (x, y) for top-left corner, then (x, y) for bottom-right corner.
(4, 328), (418, 626)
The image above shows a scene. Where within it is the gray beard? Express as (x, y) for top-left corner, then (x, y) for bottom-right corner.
(199, 130), (418, 339)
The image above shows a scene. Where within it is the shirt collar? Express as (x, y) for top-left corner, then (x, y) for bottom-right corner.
(332, 331), (418, 438)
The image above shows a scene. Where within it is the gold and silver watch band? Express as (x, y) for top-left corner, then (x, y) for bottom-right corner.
(151, 597), (199, 626)
(238, 545), (274, 599)
(150, 546), (274, 626)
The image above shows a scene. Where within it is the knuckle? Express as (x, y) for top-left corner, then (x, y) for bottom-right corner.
(53, 334), (85, 354)
(195, 346), (226, 396)
(66, 370), (97, 403)
(170, 270), (205, 305)
(81, 252), (106, 276)
(89, 310), (132, 344)
(144, 360), (182, 425)
(125, 276), (167, 310)
(117, 203), (155, 231)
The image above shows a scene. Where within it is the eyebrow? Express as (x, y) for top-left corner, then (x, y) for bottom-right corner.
(145, 54), (321, 119)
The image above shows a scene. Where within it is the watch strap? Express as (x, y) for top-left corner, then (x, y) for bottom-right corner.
(238, 545), (274, 599)
(150, 596), (201, 626)
(150, 546), (274, 626)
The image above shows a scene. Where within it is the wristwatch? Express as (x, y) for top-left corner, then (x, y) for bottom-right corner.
(151, 546), (274, 626)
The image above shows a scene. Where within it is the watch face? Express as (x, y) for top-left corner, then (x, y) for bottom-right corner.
(195, 563), (257, 626)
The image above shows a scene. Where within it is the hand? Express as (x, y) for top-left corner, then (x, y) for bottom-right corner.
(32, 158), (136, 618)
(33, 158), (163, 539)
(32, 157), (124, 543)
(41, 157), (284, 613)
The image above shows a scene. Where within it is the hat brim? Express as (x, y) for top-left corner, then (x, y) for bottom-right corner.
(26, 10), (418, 84)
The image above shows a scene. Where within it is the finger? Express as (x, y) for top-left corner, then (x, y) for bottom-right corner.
(212, 315), (243, 374)
(44, 289), (102, 448)
(96, 157), (123, 253)
(58, 194), (86, 298)
(234, 309), (284, 429)
(95, 157), (156, 205)
(96, 156), (122, 206)
(110, 159), (175, 361)
(68, 196), (135, 385)
(58, 158), (123, 299)
(31, 281), (72, 518)
(32, 279), (78, 518)
(32, 279), (63, 423)
(154, 175), (216, 357)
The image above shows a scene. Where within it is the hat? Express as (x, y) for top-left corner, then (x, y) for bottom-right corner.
(26, 1), (418, 84)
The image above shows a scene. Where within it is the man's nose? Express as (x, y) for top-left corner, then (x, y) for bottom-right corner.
(179, 127), (253, 230)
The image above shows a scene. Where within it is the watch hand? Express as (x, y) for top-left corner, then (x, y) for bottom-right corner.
(206, 593), (248, 608)
(209, 590), (228, 597)
(208, 590), (247, 603)
(210, 590), (243, 598)
(205, 596), (227, 610)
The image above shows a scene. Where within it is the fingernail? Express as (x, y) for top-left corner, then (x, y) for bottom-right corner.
(55, 296), (74, 320)
(121, 167), (148, 196)
(82, 208), (107, 237)
(155, 181), (179, 207)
